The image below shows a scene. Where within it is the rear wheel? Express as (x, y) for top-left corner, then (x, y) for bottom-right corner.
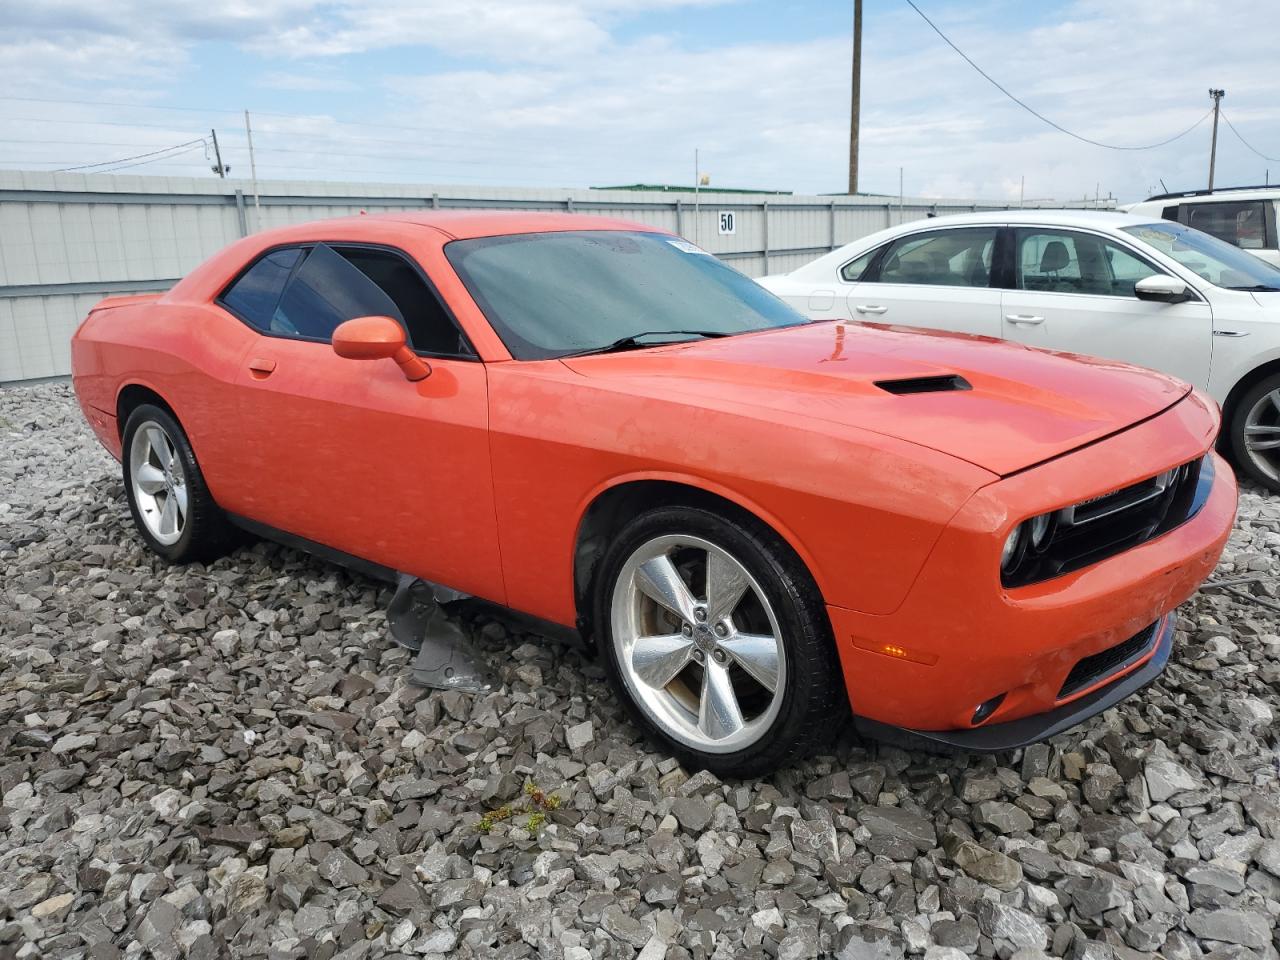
(1228, 374), (1280, 493)
(122, 404), (235, 563)
(594, 504), (845, 777)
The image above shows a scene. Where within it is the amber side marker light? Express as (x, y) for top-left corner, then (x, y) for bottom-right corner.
(850, 636), (939, 666)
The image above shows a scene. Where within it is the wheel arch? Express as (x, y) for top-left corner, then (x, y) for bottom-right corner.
(116, 382), (179, 440)
(1221, 357), (1280, 437)
(571, 475), (823, 634)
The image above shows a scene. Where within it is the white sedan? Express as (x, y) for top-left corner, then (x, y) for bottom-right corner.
(758, 210), (1280, 492)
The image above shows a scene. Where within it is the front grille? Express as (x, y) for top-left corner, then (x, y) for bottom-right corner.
(1058, 621), (1159, 699)
(1003, 454), (1212, 588)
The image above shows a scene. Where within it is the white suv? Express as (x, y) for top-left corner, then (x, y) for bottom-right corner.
(758, 210), (1280, 492)
(1124, 186), (1280, 268)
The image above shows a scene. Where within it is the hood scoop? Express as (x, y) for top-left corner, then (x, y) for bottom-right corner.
(874, 374), (972, 395)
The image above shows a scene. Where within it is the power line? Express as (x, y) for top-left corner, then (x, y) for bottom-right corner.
(1220, 111), (1280, 162)
(903, 0), (1213, 151)
(0, 96), (575, 146)
(94, 142), (211, 174)
(55, 138), (206, 172)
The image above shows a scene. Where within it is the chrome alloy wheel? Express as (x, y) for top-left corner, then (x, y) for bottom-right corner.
(1244, 388), (1280, 485)
(610, 534), (786, 754)
(129, 421), (187, 546)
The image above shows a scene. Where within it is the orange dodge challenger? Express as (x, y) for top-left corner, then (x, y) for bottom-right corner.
(71, 212), (1237, 776)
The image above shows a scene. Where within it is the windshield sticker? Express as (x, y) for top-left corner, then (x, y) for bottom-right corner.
(667, 238), (713, 255)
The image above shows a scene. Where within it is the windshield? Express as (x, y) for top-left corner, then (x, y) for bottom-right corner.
(444, 230), (809, 359)
(1123, 221), (1280, 290)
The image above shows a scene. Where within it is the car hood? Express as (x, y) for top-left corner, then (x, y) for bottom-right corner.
(561, 321), (1191, 476)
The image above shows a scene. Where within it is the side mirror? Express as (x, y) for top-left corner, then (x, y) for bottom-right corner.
(332, 315), (430, 381)
(1134, 275), (1192, 304)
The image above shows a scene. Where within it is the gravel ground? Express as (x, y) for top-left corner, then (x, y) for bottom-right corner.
(2, 381), (1280, 960)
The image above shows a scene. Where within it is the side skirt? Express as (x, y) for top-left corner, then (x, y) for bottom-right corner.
(225, 512), (587, 650)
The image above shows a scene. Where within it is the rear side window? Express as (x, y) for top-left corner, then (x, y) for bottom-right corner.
(1160, 205), (1179, 222)
(220, 248), (302, 326)
(219, 244), (472, 356)
(1187, 200), (1268, 249)
(839, 247), (879, 282)
(871, 228), (997, 287)
(270, 244), (401, 341)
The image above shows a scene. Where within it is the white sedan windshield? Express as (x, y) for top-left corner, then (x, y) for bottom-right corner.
(1124, 222), (1280, 291)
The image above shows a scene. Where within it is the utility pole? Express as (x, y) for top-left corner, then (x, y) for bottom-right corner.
(244, 110), (261, 230)
(209, 128), (228, 178)
(694, 148), (700, 245)
(848, 0), (862, 195)
(1208, 88), (1225, 192)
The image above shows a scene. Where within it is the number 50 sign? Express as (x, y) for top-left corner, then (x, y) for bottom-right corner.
(717, 211), (736, 236)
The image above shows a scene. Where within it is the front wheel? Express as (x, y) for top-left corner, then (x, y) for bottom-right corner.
(593, 505), (846, 778)
(1228, 374), (1280, 493)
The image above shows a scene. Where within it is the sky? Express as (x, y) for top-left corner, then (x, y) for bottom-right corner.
(1, 0), (1277, 203)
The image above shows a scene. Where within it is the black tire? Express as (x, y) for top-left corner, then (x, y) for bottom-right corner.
(1227, 373), (1280, 493)
(122, 403), (236, 563)
(592, 504), (846, 778)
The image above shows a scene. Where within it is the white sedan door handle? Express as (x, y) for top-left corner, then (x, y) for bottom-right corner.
(1005, 313), (1044, 326)
(855, 304), (888, 315)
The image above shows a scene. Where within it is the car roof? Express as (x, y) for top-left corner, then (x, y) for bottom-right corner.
(895, 209), (1160, 229)
(365, 209), (664, 239)
(1129, 187), (1280, 207)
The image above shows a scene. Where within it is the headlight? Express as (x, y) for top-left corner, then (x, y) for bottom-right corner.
(1029, 512), (1053, 549)
(1000, 525), (1023, 570)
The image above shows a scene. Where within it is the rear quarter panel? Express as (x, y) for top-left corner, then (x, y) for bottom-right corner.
(71, 298), (257, 503)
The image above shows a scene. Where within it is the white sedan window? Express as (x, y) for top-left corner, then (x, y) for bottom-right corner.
(872, 228), (996, 288)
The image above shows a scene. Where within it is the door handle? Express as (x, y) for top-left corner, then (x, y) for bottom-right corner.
(247, 357), (277, 379)
(1005, 314), (1044, 326)
(855, 304), (888, 315)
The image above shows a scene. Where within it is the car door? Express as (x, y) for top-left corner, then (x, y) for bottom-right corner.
(218, 241), (505, 603)
(999, 227), (1213, 390)
(844, 225), (1004, 337)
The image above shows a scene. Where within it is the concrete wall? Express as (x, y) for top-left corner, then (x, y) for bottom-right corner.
(0, 169), (1081, 382)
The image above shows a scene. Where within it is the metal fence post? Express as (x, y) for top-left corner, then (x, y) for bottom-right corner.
(675, 198), (684, 238)
(762, 200), (770, 275)
(233, 190), (248, 237)
(566, 197), (575, 212)
(829, 199), (837, 250)
(885, 202), (892, 228)
(431, 193), (440, 209)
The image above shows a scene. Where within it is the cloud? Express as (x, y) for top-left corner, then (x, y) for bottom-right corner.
(1, 0), (1276, 200)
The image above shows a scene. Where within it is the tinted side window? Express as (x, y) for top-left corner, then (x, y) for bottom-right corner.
(873, 228), (996, 287)
(1160, 205), (1180, 222)
(271, 244), (402, 342)
(220, 248), (302, 327)
(337, 248), (469, 356)
(1187, 201), (1268, 249)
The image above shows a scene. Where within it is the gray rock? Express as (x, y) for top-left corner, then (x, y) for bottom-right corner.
(670, 797), (713, 833)
(857, 806), (937, 853)
(1145, 759), (1201, 802)
(975, 800), (1034, 835)
(945, 836), (1023, 891)
(318, 850), (369, 889)
(836, 924), (906, 960)
(976, 901), (1049, 950)
(1185, 909), (1272, 948)
(565, 720), (594, 751)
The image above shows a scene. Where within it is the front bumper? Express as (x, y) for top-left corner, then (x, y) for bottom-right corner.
(852, 612), (1175, 752)
(825, 392), (1237, 743)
